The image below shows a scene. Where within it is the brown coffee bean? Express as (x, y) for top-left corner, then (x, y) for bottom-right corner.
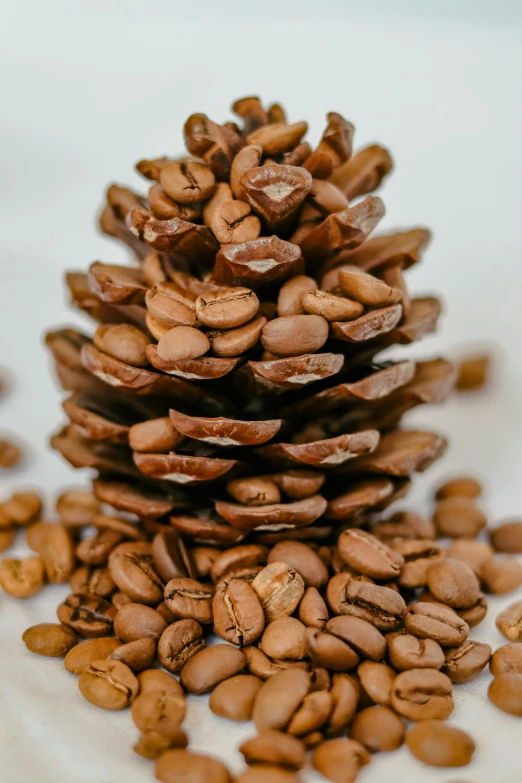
(277, 275), (317, 317)
(357, 661), (394, 707)
(338, 267), (401, 306)
(253, 667), (311, 732)
(338, 529), (403, 580)
(312, 738), (371, 783)
(286, 689), (333, 736)
(56, 490), (101, 526)
(435, 476), (482, 500)
(305, 628), (359, 672)
(64, 637), (122, 673)
(350, 705), (405, 752)
(442, 640), (491, 683)
(299, 587), (329, 630)
(247, 121), (308, 155)
(114, 603), (167, 642)
(331, 578), (407, 632)
(77, 528), (123, 566)
(244, 645), (296, 680)
(480, 556), (522, 594)
(236, 766), (301, 783)
(57, 593), (117, 638)
(160, 161), (216, 204)
(0, 439), (22, 467)
(138, 668), (184, 697)
(0, 556), (44, 597)
(209, 674), (262, 721)
(307, 179), (350, 215)
(211, 544), (268, 583)
(405, 602), (469, 647)
(325, 616), (386, 662)
(164, 577), (213, 624)
(490, 643), (522, 676)
(444, 539), (493, 574)
(433, 497), (487, 538)
(372, 510), (436, 541)
(131, 688), (186, 733)
(261, 314), (329, 357)
(109, 541), (164, 605)
(133, 727), (188, 759)
(156, 749), (231, 783)
(0, 528), (15, 552)
(145, 282), (197, 328)
(303, 289), (364, 322)
(129, 418), (182, 453)
(268, 541), (329, 589)
(241, 734), (305, 776)
(195, 287), (259, 329)
(496, 600), (522, 641)
(227, 478), (281, 507)
(157, 618), (205, 674)
(230, 145), (263, 200)
(93, 323), (149, 367)
(456, 354), (490, 390)
(252, 562), (305, 622)
(70, 564), (116, 597)
(191, 546), (220, 579)
(79, 658), (139, 710)
(151, 529), (192, 583)
(426, 558), (481, 609)
(214, 578), (265, 646)
(112, 591), (133, 609)
(209, 200), (261, 244)
(22, 623), (77, 657)
(490, 520), (522, 553)
(209, 315), (267, 357)
(406, 720), (475, 767)
(391, 668), (454, 721)
(325, 673), (360, 735)
(1, 491), (42, 525)
(157, 326), (210, 362)
(27, 522), (75, 583)
(388, 633), (444, 671)
(111, 637), (156, 672)
(180, 644), (246, 694)
(260, 617), (307, 661)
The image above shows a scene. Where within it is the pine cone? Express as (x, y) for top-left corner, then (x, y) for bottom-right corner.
(46, 97), (454, 546)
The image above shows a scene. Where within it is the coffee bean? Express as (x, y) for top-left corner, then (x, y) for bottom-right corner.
(157, 326), (210, 362)
(152, 529), (193, 583)
(326, 673), (360, 735)
(391, 668), (454, 721)
(0, 439), (22, 467)
(442, 640), (491, 683)
(114, 603), (167, 642)
(56, 490), (101, 527)
(299, 586), (329, 629)
(238, 766), (301, 783)
(64, 637), (122, 673)
(57, 593), (117, 638)
(325, 615), (387, 662)
(160, 161), (216, 204)
(111, 638), (156, 672)
(157, 619), (205, 673)
(480, 556), (522, 594)
(268, 541), (329, 589)
(444, 539), (493, 574)
(79, 658), (139, 710)
(209, 315), (267, 357)
(496, 600), (522, 641)
(253, 667), (311, 732)
(155, 749), (231, 783)
(338, 267), (401, 306)
(0, 529), (15, 552)
(22, 623), (77, 657)
(405, 602), (469, 647)
(0, 556), (44, 597)
(138, 668), (184, 697)
(209, 674), (263, 721)
(77, 528), (123, 566)
(133, 727), (188, 759)
(435, 476), (482, 500)
(239, 730), (305, 769)
(164, 577), (213, 624)
(109, 542), (164, 605)
(312, 738), (371, 783)
(433, 497), (487, 538)
(490, 520), (522, 553)
(301, 290), (364, 322)
(261, 314), (329, 357)
(191, 546), (220, 579)
(112, 591), (133, 609)
(331, 578), (407, 632)
(93, 323), (150, 367)
(456, 594), (488, 628)
(195, 287), (259, 329)
(287, 689), (333, 736)
(27, 522), (75, 583)
(129, 418), (182, 454)
(247, 121), (308, 156)
(1, 491), (42, 525)
(357, 661), (395, 707)
(406, 720), (475, 767)
(455, 354), (490, 390)
(277, 275), (317, 317)
(209, 200), (261, 244)
(426, 557), (481, 609)
(70, 564), (116, 597)
(388, 633), (444, 671)
(350, 705), (405, 752)
(131, 688), (186, 733)
(210, 544), (268, 583)
(214, 578), (265, 646)
(490, 643), (522, 676)
(252, 562), (305, 622)
(145, 282), (197, 329)
(305, 628), (359, 672)
(244, 645), (296, 680)
(230, 145), (263, 200)
(260, 617), (307, 661)
(180, 644), (246, 694)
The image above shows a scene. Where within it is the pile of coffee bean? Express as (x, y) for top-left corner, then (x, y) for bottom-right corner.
(1, 474), (521, 782)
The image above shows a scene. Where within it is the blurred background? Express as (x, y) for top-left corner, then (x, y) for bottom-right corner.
(0, 2), (521, 781)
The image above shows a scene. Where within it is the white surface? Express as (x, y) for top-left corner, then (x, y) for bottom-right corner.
(1, 2), (522, 782)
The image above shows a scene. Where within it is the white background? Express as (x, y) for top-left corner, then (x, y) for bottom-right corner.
(1, 2), (521, 782)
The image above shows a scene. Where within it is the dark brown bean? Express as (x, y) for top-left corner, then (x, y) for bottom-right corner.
(305, 627), (360, 672)
(159, 161), (216, 204)
(406, 720), (475, 767)
(180, 644), (246, 694)
(213, 578), (265, 646)
(152, 529), (192, 583)
(210, 544), (268, 583)
(155, 749), (231, 783)
(312, 738), (371, 783)
(164, 577), (213, 624)
(442, 640), (491, 683)
(158, 619), (206, 673)
(325, 615), (387, 662)
(391, 669), (454, 721)
(350, 706), (405, 752)
(79, 658), (139, 710)
(57, 593), (117, 638)
(209, 674), (262, 721)
(299, 586), (329, 629)
(405, 602), (469, 647)
(268, 541), (329, 588)
(490, 643), (522, 676)
(70, 564), (116, 597)
(331, 578), (407, 632)
(64, 637), (122, 673)
(113, 603), (167, 642)
(22, 623), (77, 657)
(109, 542), (164, 605)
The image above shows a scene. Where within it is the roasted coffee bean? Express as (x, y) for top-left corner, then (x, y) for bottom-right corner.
(456, 354), (490, 390)
(392, 539), (440, 589)
(112, 591), (133, 609)
(114, 603), (167, 642)
(435, 476), (482, 500)
(326, 673), (360, 735)
(1, 490), (42, 525)
(79, 658), (139, 710)
(93, 323), (149, 367)
(0, 528), (15, 552)
(261, 314), (329, 357)
(64, 637), (122, 673)
(286, 689), (332, 737)
(159, 161), (216, 204)
(111, 637), (156, 672)
(0, 439), (22, 467)
(157, 619), (205, 674)
(480, 556), (522, 594)
(239, 730), (305, 769)
(357, 661), (395, 706)
(109, 542), (164, 605)
(209, 199), (261, 244)
(145, 282), (197, 328)
(299, 586), (329, 629)
(155, 749), (231, 783)
(490, 643), (522, 676)
(209, 315), (267, 357)
(350, 705), (405, 752)
(157, 326), (210, 362)
(372, 511), (436, 541)
(244, 645), (296, 680)
(195, 287), (259, 329)
(230, 145), (263, 200)
(406, 720), (475, 767)
(214, 578), (265, 646)
(191, 546), (220, 579)
(433, 497), (487, 538)
(442, 640), (491, 683)
(338, 267), (401, 306)
(70, 564), (116, 597)
(247, 121), (308, 155)
(391, 668), (454, 721)
(55, 490), (98, 527)
(133, 727), (188, 759)
(331, 578), (407, 632)
(260, 617), (307, 661)
(227, 478), (281, 507)
(27, 522), (75, 583)
(496, 600), (522, 641)
(131, 688), (186, 733)
(253, 667), (311, 732)
(305, 628), (359, 672)
(210, 544), (268, 583)
(490, 520), (522, 553)
(164, 577), (213, 624)
(233, 766), (299, 783)
(388, 633), (444, 671)
(426, 557), (481, 609)
(444, 539), (493, 574)
(180, 644), (246, 694)
(209, 674), (263, 721)
(22, 623), (77, 657)
(129, 418), (182, 453)
(456, 593), (488, 628)
(138, 668), (184, 697)
(277, 275), (317, 317)
(325, 616), (387, 661)
(57, 593), (117, 638)
(312, 738), (370, 783)
(268, 541), (329, 589)
(405, 602), (469, 647)
(77, 528), (123, 565)
(0, 556), (44, 597)
(252, 562), (305, 622)
(302, 290), (364, 322)
(152, 529), (192, 583)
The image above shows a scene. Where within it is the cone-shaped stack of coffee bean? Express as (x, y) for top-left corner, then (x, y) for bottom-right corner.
(45, 96), (455, 547)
